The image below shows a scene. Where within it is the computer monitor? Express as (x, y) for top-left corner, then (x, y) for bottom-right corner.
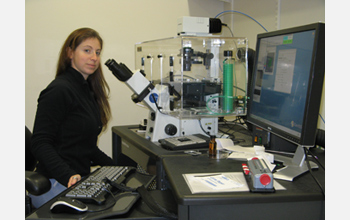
(247, 23), (325, 181)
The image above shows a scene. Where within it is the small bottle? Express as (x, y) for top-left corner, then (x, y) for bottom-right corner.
(209, 135), (217, 158)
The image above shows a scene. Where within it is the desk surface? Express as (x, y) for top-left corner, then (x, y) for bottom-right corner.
(113, 125), (184, 159)
(114, 125), (325, 219)
(163, 152), (325, 220)
(112, 124), (253, 159)
(163, 154), (325, 206)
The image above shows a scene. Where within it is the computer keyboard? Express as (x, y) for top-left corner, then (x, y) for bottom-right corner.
(65, 166), (132, 205)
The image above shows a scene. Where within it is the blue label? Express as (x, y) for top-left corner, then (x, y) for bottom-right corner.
(149, 93), (158, 103)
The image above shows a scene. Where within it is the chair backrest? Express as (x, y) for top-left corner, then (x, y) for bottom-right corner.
(25, 126), (37, 171)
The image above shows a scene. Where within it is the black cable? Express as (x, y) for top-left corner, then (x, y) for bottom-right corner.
(237, 116), (247, 125)
(221, 23), (234, 37)
(104, 178), (136, 192)
(220, 118), (252, 137)
(221, 122), (235, 135)
(217, 119), (251, 145)
(233, 138), (246, 145)
(104, 176), (178, 220)
(306, 148), (325, 170)
(86, 184), (117, 213)
(137, 185), (177, 220)
(218, 127), (235, 138)
(150, 93), (163, 114)
(304, 148), (325, 197)
(198, 119), (210, 136)
(219, 120), (235, 134)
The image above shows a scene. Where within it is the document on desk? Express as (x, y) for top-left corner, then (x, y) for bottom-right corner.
(183, 172), (250, 194)
(216, 139), (260, 160)
(216, 138), (276, 171)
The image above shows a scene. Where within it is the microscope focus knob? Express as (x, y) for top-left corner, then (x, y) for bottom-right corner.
(164, 124), (177, 136)
(150, 112), (156, 121)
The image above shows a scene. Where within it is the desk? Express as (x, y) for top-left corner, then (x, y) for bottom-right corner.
(112, 125), (325, 220)
(111, 124), (253, 190)
(28, 125), (324, 219)
(26, 185), (177, 220)
(163, 154), (324, 220)
(112, 125), (194, 189)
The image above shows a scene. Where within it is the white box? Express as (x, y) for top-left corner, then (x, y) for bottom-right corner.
(177, 16), (210, 35)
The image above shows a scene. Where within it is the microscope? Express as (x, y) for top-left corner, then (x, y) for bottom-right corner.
(105, 17), (249, 143)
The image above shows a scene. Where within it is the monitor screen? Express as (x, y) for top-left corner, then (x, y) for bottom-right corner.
(247, 23), (325, 147)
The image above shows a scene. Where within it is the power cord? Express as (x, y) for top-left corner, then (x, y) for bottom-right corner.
(215, 10), (268, 32)
(306, 148), (325, 170)
(303, 148), (325, 197)
(221, 23), (234, 37)
(86, 184), (117, 213)
(151, 93), (163, 114)
(198, 119), (210, 136)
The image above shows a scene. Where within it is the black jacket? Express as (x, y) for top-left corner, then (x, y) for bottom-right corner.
(31, 67), (116, 186)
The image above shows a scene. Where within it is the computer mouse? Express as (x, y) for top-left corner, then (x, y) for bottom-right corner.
(50, 197), (88, 214)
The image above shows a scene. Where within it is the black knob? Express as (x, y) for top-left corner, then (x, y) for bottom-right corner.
(150, 112), (156, 121)
(164, 124), (177, 136)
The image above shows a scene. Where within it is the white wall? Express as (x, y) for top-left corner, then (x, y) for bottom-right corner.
(25, 0), (326, 159)
(25, 0), (226, 157)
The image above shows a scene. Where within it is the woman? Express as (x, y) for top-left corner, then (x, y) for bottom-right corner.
(30, 28), (132, 208)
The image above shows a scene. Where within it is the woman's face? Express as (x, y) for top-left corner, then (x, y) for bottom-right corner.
(69, 38), (101, 80)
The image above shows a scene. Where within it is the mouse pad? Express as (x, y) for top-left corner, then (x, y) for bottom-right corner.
(84, 192), (140, 219)
(85, 170), (155, 216)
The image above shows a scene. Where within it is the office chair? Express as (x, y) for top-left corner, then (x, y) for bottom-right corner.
(25, 126), (51, 215)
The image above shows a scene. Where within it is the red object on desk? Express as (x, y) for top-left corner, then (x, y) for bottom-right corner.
(242, 163), (250, 175)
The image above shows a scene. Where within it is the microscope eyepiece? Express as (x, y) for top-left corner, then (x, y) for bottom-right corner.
(105, 59), (133, 82)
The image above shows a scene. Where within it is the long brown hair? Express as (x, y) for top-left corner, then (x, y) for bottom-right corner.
(56, 28), (111, 130)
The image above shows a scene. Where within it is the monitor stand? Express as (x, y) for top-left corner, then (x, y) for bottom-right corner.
(273, 145), (318, 181)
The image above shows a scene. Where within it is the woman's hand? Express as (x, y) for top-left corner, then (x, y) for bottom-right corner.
(68, 174), (81, 187)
